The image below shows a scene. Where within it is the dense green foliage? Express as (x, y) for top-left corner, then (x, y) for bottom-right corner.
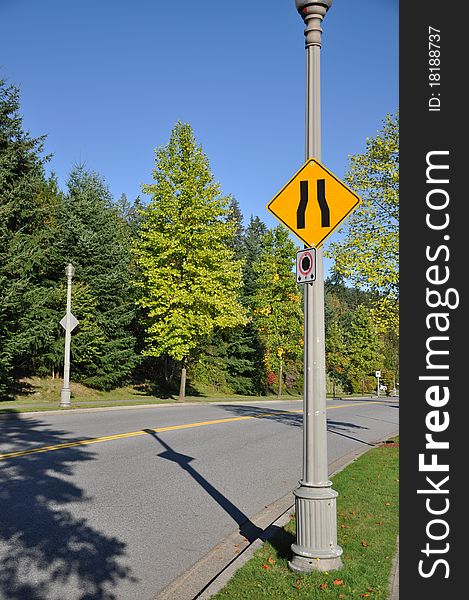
(54, 166), (139, 389)
(252, 226), (303, 395)
(0, 81), (398, 399)
(0, 79), (57, 394)
(327, 112), (399, 336)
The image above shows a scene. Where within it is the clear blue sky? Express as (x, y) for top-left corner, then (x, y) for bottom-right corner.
(0, 0), (398, 269)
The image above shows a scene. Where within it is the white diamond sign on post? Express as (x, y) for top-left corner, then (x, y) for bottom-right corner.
(60, 313), (79, 332)
(60, 263), (77, 407)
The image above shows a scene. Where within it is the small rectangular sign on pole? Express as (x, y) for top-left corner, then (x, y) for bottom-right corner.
(375, 370), (381, 378)
(296, 248), (316, 283)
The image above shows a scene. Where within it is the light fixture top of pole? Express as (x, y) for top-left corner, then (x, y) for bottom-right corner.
(295, 0), (332, 18)
(66, 263), (75, 278)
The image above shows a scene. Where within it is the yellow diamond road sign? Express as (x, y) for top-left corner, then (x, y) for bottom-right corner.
(267, 158), (362, 248)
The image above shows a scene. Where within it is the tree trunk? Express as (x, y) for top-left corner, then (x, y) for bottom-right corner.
(178, 359), (187, 402)
(362, 379), (365, 398)
(277, 360), (283, 398)
(333, 380), (336, 399)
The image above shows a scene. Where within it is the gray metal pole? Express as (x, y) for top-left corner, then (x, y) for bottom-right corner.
(289, 0), (343, 573)
(60, 263), (74, 407)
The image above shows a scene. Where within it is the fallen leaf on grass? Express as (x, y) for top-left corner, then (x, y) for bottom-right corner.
(292, 579), (302, 590)
(319, 583), (328, 590)
(359, 594), (370, 598)
(361, 540), (369, 547)
(339, 595), (346, 599)
(267, 556), (276, 565)
(261, 564), (271, 570)
(385, 502), (391, 506)
(333, 579), (344, 586)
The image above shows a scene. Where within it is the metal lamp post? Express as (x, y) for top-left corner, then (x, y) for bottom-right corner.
(60, 263), (75, 407)
(289, 0), (343, 573)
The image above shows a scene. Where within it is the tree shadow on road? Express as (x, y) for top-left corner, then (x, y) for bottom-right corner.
(0, 413), (136, 600)
(218, 404), (304, 428)
(143, 429), (263, 543)
(218, 404), (371, 445)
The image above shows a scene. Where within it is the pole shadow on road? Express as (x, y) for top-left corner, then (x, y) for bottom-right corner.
(0, 413), (136, 600)
(218, 404), (374, 446)
(143, 429), (263, 543)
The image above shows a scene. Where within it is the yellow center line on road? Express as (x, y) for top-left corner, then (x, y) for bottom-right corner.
(0, 401), (384, 462)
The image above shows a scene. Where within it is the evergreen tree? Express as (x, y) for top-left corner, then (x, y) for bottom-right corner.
(252, 225), (303, 395)
(134, 122), (247, 401)
(227, 196), (245, 259)
(116, 192), (144, 235)
(0, 79), (58, 395)
(54, 165), (138, 390)
(242, 215), (267, 305)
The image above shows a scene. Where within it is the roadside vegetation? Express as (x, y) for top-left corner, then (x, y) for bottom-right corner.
(1, 78), (398, 405)
(212, 438), (399, 600)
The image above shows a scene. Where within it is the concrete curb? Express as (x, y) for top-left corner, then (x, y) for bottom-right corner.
(0, 396), (397, 419)
(153, 431), (399, 600)
(0, 398), (306, 419)
(389, 536), (399, 600)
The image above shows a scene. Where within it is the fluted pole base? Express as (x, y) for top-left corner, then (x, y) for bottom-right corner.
(288, 482), (343, 572)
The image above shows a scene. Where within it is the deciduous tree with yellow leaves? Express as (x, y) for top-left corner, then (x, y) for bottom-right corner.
(134, 122), (247, 401)
(327, 113), (399, 337)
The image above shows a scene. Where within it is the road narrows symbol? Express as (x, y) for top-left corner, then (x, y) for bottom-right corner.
(297, 180), (308, 229)
(266, 158), (362, 248)
(317, 179), (330, 227)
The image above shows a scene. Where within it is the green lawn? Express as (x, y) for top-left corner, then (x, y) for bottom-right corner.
(211, 439), (399, 600)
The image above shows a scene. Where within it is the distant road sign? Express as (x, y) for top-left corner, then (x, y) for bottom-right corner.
(60, 313), (79, 332)
(296, 248), (316, 283)
(375, 370), (381, 378)
(267, 158), (362, 248)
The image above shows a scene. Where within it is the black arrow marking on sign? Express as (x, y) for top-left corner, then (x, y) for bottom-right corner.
(297, 179), (330, 229)
(317, 179), (330, 227)
(297, 181), (308, 229)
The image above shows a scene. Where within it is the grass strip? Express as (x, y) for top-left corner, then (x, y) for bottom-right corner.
(211, 438), (399, 600)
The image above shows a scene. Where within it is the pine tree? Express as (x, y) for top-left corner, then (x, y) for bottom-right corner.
(242, 215), (267, 305)
(227, 196), (245, 259)
(53, 165), (138, 390)
(134, 122), (247, 401)
(0, 79), (58, 395)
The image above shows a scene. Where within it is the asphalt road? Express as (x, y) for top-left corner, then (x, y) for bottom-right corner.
(0, 398), (399, 600)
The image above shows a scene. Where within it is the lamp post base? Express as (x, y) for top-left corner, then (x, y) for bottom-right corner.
(60, 388), (71, 407)
(288, 481), (343, 573)
(288, 553), (343, 573)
